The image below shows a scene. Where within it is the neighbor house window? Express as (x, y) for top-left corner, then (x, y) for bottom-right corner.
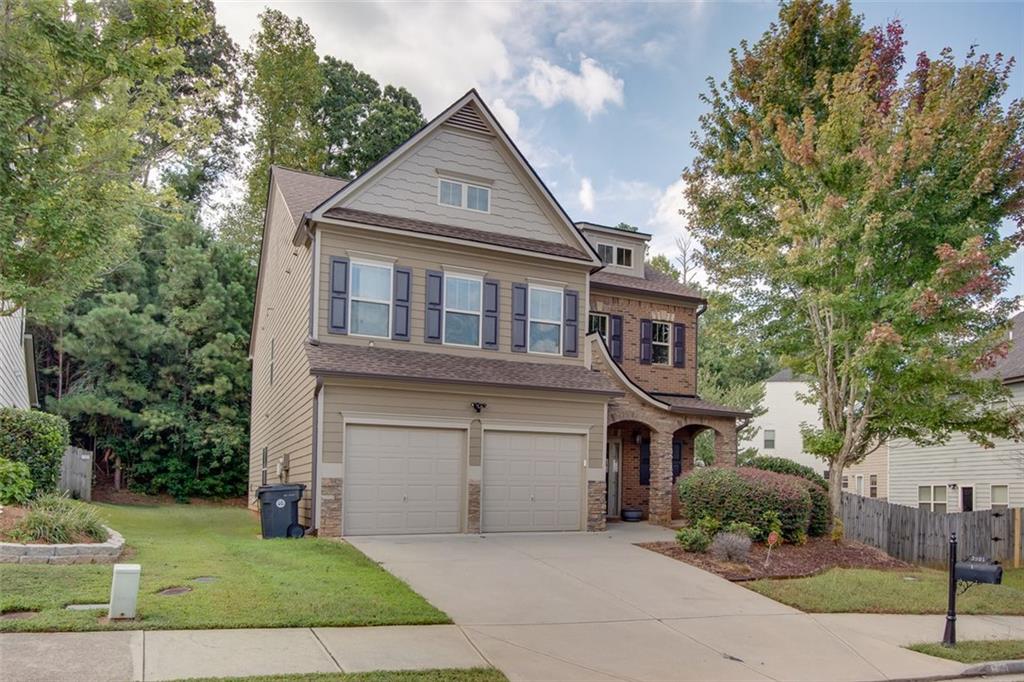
(597, 244), (614, 264)
(438, 178), (489, 212)
(651, 321), (670, 364)
(588, 312), (608, 338)
(763, 429), (776, 450)
(616, 247), (633, 267)
(869, 474), (878, 498)
(918, 485), (947, 513)
(444, 274), (482, 347)
(991, 485), (1009, 510)
(350, 260), (392, 337)
(842, 476), (849, 489)
(528, 286), (562, 354)
(855, 475), (864, 495)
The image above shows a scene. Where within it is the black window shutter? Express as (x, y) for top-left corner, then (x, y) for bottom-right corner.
(328, 257), (349, 334)
(609, 314), (623, 362)
(511, 283), (527, 352)
(392, 267), (412, 341)
(639, 318), (653, 365)
(425, 270), (443, 343)
(483, 279), (500, 350)
(563, 289), (579, 357)
(640, 439), (650, 486)
(672, 441), (682, 479)
(673, 323), (685, 367)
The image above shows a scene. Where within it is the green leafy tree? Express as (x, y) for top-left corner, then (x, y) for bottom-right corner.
(684, 0), (1024, 509)
(647, 254), (681, 280)
(0, 0), (211, 320)
(615, 222), (639, 232)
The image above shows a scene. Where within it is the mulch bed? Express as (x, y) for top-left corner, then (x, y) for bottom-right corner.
(639, 536), (910, 581)
(0, 505), (28, 541)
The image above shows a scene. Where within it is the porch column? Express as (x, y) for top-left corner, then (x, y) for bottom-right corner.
(648, 430), (674, 525)
(713, 424), (739, 466)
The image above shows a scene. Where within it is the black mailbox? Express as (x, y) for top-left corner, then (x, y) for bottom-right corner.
(954, 560), (1003, 585)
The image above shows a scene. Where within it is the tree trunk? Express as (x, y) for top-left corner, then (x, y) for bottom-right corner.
(828, 462), (844, 519)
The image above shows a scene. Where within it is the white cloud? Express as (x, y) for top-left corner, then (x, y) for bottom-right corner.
(489, 98), (520, 139)
(578, 177), (596, 212)
(645, 177), (705, 284)
(525, 55), (624, 119)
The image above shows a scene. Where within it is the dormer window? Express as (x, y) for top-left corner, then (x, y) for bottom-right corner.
(438, 178), (490, 213)
(597, 244), (614, 264)
(616, 247), (633, 267)
(596, 242), (633, 267)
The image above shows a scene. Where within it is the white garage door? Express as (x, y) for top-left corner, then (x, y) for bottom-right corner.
(482, 431), (583, 532)
(344, 425), (463, 535)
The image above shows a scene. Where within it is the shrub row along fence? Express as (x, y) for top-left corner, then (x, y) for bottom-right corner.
(59, 446), (93, 501)
(840, 492), (1023, 568)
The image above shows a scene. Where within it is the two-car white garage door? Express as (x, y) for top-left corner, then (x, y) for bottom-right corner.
(342, 424), (583, 535)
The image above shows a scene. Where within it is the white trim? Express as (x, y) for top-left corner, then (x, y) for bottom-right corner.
(434, 167), (494, 186)
(527, 284), (563, 356)
(483, 422), (590, 435)
(990, 483), (1010, 510)
(587, 334), (673, 412)
(651, 320), (670, 366)
(346, 249), (397, 264)
(855, 474), (865, 496)
(341, 413), (473, 429)
(917, 483), (949, 513)
(313, 387), (324, 530)
(442, 272), (483, 349)
(588, 312), (609, 338)
(959, 483), (976, 512)
(437, 176), (491, 214)
(348, 258), (393, 339)
(311, 230), (321, 341)
(595, 242), (634, 269)
(442, 264), (488, 277)
(526, 276), (569, 288)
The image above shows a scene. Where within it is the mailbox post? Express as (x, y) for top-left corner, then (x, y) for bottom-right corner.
(943, 533), (957, 647)
(942, 532), (1004, 647)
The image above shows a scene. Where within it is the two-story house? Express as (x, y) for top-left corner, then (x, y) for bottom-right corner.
(249, 91), (748, 537)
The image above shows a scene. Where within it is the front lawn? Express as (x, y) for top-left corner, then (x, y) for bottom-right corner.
(170, 670), (507, 682)
(908, 640), (1024, 663)
(745, 566), (1024, 614)
(0, 503), (448, 632)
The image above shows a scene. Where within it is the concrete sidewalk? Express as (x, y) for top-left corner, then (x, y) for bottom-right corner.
(0, 624), (489, 682)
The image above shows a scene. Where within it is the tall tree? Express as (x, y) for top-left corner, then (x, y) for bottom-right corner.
(684, 0), (1024, 509)
(0, 0), (211, 320)
(674, 232), (702, 285)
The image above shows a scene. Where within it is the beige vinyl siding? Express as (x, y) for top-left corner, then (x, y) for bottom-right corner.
(317, 226), (590, 363)
(580, 228), (646, 279)
(844, 444), (889, 499)
(249, 182), (317, 525)
(345, 126), (571, 244)
(0, 307), (30, 409)
(888, 382), (1024, 511)
(321, 379), (607, 470)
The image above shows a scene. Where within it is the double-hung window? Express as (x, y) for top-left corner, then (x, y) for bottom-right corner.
(616, 247), (633, 267)
(444, 274), (482, 347)
(438, 178), (490, 213)
(918, 485), (947, 513)
(588, 312), (608, 338)
(596, 243), (633, 267)
(528, 286), (562, 354)
(763, 429), (776, 450)
(597, 244), (614, 264)
(350, 260), (392, 337)
(651, 321), (670, 364)
(869, 474), (878, 498)
(991, 485), (1009, 510)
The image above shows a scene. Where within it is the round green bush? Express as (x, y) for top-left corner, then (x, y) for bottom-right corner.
(745, 455), (828, 489)
(0, 457), (34, 505)
(678, 467), (813, 542)
(0, 407), (69, 496)
(675, 526), (712, 552)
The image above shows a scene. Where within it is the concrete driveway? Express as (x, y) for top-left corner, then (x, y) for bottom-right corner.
(349, 523), (1016, 682)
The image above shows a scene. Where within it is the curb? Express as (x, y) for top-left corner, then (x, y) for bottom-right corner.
(962, 659), (1024, 676)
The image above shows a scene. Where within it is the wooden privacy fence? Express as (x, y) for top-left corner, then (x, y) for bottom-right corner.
(59, 446), (94, 501)
(840, 492), (1023, 567)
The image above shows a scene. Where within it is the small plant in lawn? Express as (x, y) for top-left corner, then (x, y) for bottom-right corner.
(710, 532), (752, 562)
(724, 521), (760, 539)
(8, 494), (107, 544)
(696, 515), (721, 537)
(0, 457), (33, 505)
(676, 526), (712, 553)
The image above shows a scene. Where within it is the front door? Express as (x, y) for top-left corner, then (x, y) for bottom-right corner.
(606, 439), (621, 517)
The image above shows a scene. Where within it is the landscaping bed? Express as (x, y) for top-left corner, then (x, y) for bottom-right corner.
(640, 536), (909, 580)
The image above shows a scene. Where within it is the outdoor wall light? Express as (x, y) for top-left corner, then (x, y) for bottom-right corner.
(634, 429), (642, 445)
(471, 402), (487, 413)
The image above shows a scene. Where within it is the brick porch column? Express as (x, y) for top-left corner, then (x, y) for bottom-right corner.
(648, 431), (674, 525)
(713, 425), (738, 466)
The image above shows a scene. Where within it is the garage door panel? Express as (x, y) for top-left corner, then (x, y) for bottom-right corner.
(343, 425), (464, 536)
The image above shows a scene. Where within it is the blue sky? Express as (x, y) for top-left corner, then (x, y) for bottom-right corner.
(214, 1), (1023, 293)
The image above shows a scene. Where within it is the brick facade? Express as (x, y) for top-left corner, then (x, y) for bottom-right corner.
(319, 477), (343, 537)
(467, 480), (481, 533)
(590, 290), (698, 395)
(587, 480), (607, 531)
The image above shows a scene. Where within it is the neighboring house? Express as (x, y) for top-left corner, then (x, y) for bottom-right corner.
(740, 369), (825, 475)
(0, 307), (39, 410)
(842, 445), (888, 500)
(887, 312), (1024, 512)
(248, 90), (748, 537)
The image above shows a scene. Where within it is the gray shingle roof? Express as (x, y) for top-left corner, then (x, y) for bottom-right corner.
(322, 207), (591, 261)
(273, 166), (347, 228)
(651, 394), (753, 418)
(590, 265), (704, 301)
(975, 311), (1024, 383)
(306, 342), (622, 395)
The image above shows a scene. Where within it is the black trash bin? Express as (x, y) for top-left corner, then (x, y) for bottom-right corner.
(256, 484), (306, 539)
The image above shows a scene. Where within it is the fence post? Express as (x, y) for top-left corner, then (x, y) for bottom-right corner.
(1015, 508), (1022, 569)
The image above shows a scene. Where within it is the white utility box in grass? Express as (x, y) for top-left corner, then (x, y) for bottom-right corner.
(108, 563), (141, 620)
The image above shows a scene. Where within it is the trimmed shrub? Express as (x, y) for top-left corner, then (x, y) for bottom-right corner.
(803, 480), (831, 536)
(0, 457), (33, 505)
(724, 521), (760, 539)
(710, 532), (752, 562)
(8, 494), (107, 544)
(678, 467), (813, 542)
(0, 408), (69, 495)
(746, 455), (828, 489)
(695, 515), (721, 537)
(676, 526), (712, 553)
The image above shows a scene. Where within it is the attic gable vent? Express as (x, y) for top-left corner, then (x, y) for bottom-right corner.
(447, 103), (492, 136)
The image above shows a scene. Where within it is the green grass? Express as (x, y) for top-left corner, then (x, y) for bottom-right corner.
(908, 640), (1024, 663)
(745, 567), (1024, 614)
(0, 503), (448, 632)
(168, 670), (507, 682)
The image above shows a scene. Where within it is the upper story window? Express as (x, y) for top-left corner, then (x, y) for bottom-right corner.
(444, 274), (482, 347)
(528, 285), (562, 354)
(350, 260), (392, 337)
(438, 178), (490, 213)
(763, 429), (776, 450)
(588, 312), (608, 338)
(918, 484), (947, 513)
(616, 247), (633, 267)
(595, 243), (633, 267)
(651, 321), (670, 364)
(597, 244), (614, 264)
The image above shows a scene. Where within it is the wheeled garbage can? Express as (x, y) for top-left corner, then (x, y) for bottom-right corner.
(256, 483), (306, 538)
